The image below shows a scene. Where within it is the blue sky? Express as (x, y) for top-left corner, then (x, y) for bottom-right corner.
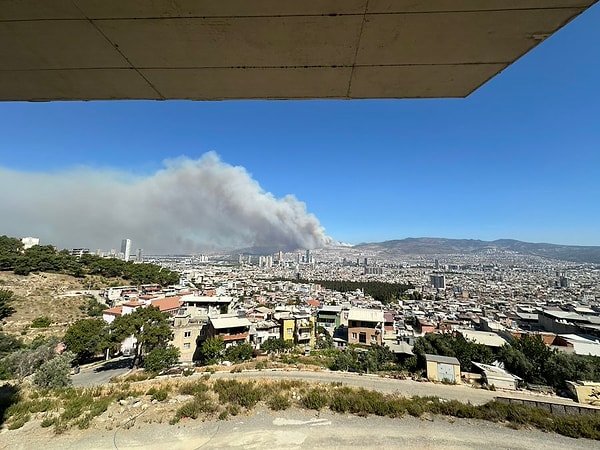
(1, 5), (600, 251)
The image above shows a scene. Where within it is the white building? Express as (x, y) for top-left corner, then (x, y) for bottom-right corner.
(21, 236), (39, 249)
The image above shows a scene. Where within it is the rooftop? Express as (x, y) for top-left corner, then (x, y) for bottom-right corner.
(348, 308), (384, 323)
(210, 316), (252, 330)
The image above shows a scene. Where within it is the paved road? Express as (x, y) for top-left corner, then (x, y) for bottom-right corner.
(3, 407), (596, 450)
(71, 357), (133, 387)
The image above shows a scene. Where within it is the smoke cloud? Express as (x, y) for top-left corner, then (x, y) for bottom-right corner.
(0, 152), (332, 254)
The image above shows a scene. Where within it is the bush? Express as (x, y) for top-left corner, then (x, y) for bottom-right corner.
(31, 317), (52, 328)
(172, 394), (217, 423)
(213, 379), (261, 408)
(7, 414), (30, 429)
(33, 352), (75, 389)
(267, 393), (290, 411)
(41, 416), (57, 428)
(301, 388), (328, 410)
(151, 389), (169, 402)
(178, 380), (209, 396)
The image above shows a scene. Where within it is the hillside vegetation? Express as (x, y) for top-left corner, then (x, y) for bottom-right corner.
(0, 235), (179, 285)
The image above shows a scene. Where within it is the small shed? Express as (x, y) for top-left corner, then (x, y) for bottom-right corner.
(471, 362), (522, 390)
(424, 354), (461, 384)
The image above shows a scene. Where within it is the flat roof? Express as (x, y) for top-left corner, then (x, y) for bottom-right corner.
(1, 1), (596, 101)
(458, 329), (508, 348)
(348, 308), (384, 323)
(425, 354), (460, 365)
(210, 316), (251, 329)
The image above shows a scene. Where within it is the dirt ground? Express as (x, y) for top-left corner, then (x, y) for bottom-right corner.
(1, 403), (597, 450)
(0, 272), (99, 342)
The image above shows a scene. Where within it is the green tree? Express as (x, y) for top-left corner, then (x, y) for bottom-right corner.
(79, 296), (106, 317)
(200, 337), (225, 364)
(412, 332), (494, 371)
(261, 338), (294, 354)
(0, 289), (16, 320)
(225, 343), (254, 363)
(63, 318), (108, 362)
(498, 334), (552, 385)
(330, 348), (360, 372)
(109, 306), (173, 369)
(143, 345), (180, 373)
(33, 351), (75, 389)
(0, 332), (23, 358)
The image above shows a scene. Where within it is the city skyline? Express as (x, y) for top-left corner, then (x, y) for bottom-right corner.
(0, 5), (599, 252)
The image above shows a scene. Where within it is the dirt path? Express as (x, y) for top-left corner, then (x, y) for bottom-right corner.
(1, 407), (595, 450)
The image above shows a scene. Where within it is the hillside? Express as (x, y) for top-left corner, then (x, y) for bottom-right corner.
(0, 272), (102, 342)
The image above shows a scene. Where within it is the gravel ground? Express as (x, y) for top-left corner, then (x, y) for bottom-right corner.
(1, 406), (596, 450)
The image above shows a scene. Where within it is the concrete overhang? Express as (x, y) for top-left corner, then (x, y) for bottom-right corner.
(0, 0), (597, 101)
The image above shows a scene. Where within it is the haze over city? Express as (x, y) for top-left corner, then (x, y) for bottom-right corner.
(1, 5), (599, 253)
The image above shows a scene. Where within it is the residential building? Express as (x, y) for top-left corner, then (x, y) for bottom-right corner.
(347, 308), (384, 346)
(205, 316), (251, 348)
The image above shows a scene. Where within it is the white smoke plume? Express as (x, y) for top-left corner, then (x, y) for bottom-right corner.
(0, 152), (332, 254)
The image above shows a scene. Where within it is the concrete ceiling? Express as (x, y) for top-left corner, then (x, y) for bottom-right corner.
(0, 0), (597, 101)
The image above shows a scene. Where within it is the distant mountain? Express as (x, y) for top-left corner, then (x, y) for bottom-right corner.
(353, 237), (600, 264)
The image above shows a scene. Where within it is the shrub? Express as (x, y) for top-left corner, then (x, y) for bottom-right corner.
(151, 389), (169, 402)
(267, 393), (291, 411)
(301, 388), (328, 410)
(178, 381), (209, 396)
(31, 317), (52, 328)
(213, 379), (261, 408)
(33, 352), (75, 389)
(41, 416), (57, 428)
(7, 414), (30, 430)
(172, 395), (217, 423)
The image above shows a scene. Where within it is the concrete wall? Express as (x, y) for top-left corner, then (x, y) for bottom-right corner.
(496, 397), (600, 416)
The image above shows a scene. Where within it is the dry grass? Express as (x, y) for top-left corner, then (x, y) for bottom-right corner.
(0, 273), (98, 341)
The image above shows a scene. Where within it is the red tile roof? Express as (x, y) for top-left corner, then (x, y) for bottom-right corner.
(151, 296), (182, 312)
(103, 306), (123, 316)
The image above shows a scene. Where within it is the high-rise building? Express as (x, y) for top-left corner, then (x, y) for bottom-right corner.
(136, 248), (143, 262)
(121, 239), (131, 262)
(430, 274), (446, 289)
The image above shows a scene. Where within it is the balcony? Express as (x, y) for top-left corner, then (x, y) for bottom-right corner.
(220, 332), (249, 342)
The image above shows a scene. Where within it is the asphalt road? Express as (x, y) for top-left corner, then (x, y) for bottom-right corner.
(71, 357), (133, 387)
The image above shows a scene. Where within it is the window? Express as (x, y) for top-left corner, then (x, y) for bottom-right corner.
(184, 331), (191, 338)
(286, 328), (293, 334)
(359, 332), (367, 344)
(183, 343), (190, 349)
(351, 332), (357, 339)
(371, 335), (377, 342)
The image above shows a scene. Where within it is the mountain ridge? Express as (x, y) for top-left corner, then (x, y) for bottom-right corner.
(353, 237), (600, 264)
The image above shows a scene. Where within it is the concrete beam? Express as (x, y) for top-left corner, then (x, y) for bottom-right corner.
(0, 0), (596, 101)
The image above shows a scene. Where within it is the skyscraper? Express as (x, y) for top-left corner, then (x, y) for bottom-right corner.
(430, 274), (446, 289)
(121, 239), (131, 262)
